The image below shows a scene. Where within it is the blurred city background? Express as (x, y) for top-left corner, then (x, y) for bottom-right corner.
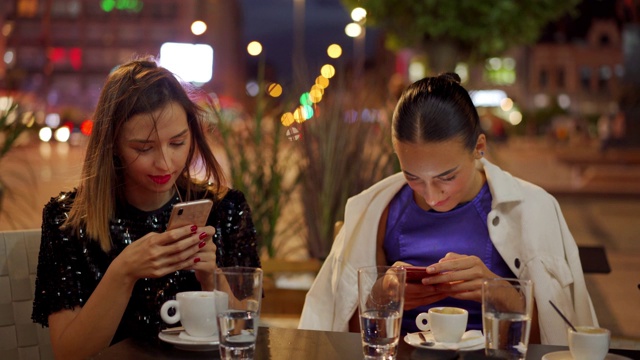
(0, 0), (639, 350)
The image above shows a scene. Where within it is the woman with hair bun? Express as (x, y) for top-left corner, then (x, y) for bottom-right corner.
(300, 73), (598, 345)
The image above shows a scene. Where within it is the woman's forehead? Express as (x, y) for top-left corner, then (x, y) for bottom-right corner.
(394, 140), (470, 172)
(120, 102), (188, 140)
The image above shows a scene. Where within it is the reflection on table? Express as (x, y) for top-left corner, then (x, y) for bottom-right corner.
(93, 326), (640, 360)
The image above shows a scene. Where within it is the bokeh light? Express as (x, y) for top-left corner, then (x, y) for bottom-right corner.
(315, 76), (329, 89)
(247, 41), (262, 56)
(310, 89), (323, 103)
(351, 7), (367, 22)
(327, 44), (342, 59)
(45, 113), (61, 128)
(268, 83), (283, 97)
(4, 50), (14, 65)
(558, 94), (571, 109)
(500, 98), (514, 112)
(345, 23), (362, 38)
(54, 126), (71, 142)
(487, 57), (501, 70)
(80, 120), (93, 136)
(509, 111), (523, 125)
(300, 92), (312, 106)
(311, 84), (324, 95)
(320, 64), (335, 79)
(293, 107), (305, 123)
(246, 81), (259, 97)
(191, 21), (207, 35)
(302, 105), (314, 120)
(285, 126), (302, 141)
(455, 63), (469, 83)
(281, 112), (294, 126)
(39, 127), (53, 142)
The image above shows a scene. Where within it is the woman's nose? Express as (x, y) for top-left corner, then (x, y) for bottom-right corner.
(153, 148), (171, 170)
(422, 184), (443, 206)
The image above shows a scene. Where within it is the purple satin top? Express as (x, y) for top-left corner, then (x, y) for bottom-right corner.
(383, 182), (515, 334)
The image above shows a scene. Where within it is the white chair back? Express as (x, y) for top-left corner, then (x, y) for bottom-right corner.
(0, 229), (53, 360)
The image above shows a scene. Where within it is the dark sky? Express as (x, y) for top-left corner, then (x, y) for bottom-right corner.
(241, 0), (380, 84)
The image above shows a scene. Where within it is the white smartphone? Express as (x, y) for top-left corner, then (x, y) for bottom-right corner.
(166, 199), (214, 230)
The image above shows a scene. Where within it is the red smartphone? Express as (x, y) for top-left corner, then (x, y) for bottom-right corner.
(405, 266), (436, 284)
(167, 199), (213, 230)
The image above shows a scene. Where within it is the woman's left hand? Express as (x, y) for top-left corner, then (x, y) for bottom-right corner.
(186, 228), (217, 290)
(421, 252), (499, 303)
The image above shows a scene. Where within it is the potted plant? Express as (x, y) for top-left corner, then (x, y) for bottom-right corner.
(207, 93), (302, 260)
(0, 99), (37, 228)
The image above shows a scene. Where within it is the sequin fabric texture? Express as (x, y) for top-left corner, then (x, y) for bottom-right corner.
(32, 188), (261, 344)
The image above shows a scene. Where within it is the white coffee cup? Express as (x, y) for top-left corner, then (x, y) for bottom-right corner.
(568, 326), (610, 360)
(160, 290), (229, 337)
(415, 306), (468, 343)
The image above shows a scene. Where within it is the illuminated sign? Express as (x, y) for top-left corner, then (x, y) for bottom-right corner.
(470, 90), (508, 107)
(159, 43), (214, 84)
(101, 0), (143, 12)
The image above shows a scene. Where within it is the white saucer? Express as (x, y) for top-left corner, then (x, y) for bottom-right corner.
(158, 331), (219, 351)
(404, 330), (484, 351)
(542, 350), (632, 360)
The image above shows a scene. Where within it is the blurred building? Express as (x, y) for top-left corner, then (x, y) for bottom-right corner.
(526, 19), (623, 116)
(0, 0), (245, 116)
(462, 18), (624, 116)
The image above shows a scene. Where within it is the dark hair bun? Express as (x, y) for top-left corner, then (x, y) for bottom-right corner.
(439, 72), (461, 84)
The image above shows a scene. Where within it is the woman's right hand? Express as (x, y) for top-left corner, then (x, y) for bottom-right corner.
(392, 261), (450, 310)
(110, 224), (212, 282)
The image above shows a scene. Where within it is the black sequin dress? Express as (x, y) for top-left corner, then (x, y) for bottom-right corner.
(32, 187), (261, 345)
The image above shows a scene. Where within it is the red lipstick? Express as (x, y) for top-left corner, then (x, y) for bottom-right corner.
(149, 175), (171, 184)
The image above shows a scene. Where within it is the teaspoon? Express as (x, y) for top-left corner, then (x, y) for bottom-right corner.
(418, 332), (435, 347)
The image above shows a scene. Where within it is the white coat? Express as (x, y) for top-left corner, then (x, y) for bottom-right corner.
(298, 158), (598, 345)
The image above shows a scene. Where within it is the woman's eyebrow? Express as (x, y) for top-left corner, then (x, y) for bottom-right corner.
(170, 129), (189, 139)
(127, 129), (189, 143)
(435, 167), (458, 178)
(403, 166), (458, 178)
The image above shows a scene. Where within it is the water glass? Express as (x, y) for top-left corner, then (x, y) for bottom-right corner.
(215, 267), (263, 360)
(357, 266), (406, 360)
(482, 278), (534, 360)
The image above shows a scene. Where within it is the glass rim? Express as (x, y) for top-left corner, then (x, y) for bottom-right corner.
(215, 266), (263, 274)
(357, 265), (406, 273)
(482, 277), (532, 284)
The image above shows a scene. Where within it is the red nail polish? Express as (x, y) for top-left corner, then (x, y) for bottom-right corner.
(199, 232), (207, 240)
(198, 241), (206, 248)
(190, 225), (198, 233)
(194, 257), (201, 263)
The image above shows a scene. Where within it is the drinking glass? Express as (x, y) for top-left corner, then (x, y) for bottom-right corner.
(215, 267), (263, 360)
(482, 278), (534, 360)
(357, 266), (406, 360)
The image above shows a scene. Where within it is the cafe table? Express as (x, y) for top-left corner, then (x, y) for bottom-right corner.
(93, 326), (640, 360)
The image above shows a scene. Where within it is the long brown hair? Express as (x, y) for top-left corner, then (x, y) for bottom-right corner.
(64, 56), (226, 252)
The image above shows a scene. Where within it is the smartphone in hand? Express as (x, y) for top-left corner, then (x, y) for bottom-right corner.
(167, 199), (213, 230)
(405, 266), (437, 284)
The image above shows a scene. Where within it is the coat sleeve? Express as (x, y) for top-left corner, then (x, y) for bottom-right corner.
(525, 197), (599, 345)
(298, 227), (352, 331)
(555, 198), (599, 328)
(298, 173), (405, 332)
